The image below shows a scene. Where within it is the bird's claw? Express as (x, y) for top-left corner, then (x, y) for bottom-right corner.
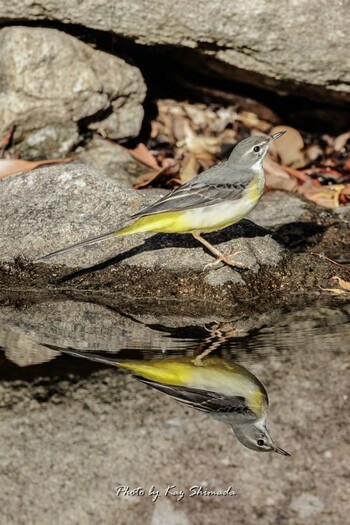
(204, 250), (245, 270)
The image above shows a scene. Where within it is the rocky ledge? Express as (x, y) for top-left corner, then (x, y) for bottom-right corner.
(0, 163), (349, 314)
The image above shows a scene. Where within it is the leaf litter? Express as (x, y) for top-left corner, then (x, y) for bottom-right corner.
(321, 276), (350, 295)
(1, 97), (350, 210)
(127, 99), (350, 209)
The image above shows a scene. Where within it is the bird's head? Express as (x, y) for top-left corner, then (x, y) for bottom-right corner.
(228, 132), (286, 169)
(232, 421), (290, 456)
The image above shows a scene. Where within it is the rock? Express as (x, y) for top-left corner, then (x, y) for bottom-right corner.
(16, 123), (81, 160)
(290, 494), (325, 519)
(1, 2), (349, 104)
(0, 295), (287, 359)
(0, 163), (284, 275)
(0, 26), (146, 158)
(0, 300), (195, 355)
(151, 500), (190, 525)
(1, 163), (349, 307)
(74, 137), (150, 184)
(0, 332), (59, 367)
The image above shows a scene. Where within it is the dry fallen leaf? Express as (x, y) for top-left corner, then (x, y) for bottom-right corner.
(283, 165), (320, 185)
(268, 125), (307, 168)
(304, 143), (323, 163)
(264, 156), (297, 192)
(132, 167), (167, 189)
(126, 143), (160, 171)
(0, 124), (16, 156)
(178, 121), (220, 159)
(333, 130), (350, 152)
(320, 287), (348, 295)
(339, 184), (350, 204)
(180, 153), (200, 184)
(0, 158), (72, 180)
(236, 112), (271, 132)
(331, 276), (350, 291)
(297, 183), (345, 209)
(302, 166), (343, 182)
(321, 276), (350, 295)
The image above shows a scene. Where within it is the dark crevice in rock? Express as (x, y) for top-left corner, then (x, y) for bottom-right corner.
(1, 19), (350, 134)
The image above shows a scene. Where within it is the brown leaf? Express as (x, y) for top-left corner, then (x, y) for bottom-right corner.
(178, 122), (219, 159)
(330, 276), (350, 292)
(283, 166), (321, 185)
(339, 184), (350, 204)
(132, 167), (166, 189)
(268, 126), (307, 168)
(333, 130), (350, 152)
(236, 112), (271, 132)
(320, 286), (348, 295)
(0, 158), (72, 180)
(264, 156), (297, 192)
(126, 143), (160, 171)
(302, 167), (343, 182)
(344, 159), (350, 172)
(132, 158), (178, 189)
(297, 183), (345, 209)
(304, 143), (322, 163)
(0, 124), (16, 156)
(180, 153), (200, 184)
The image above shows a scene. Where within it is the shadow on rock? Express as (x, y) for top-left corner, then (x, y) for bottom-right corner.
(56, 219), (269, 283)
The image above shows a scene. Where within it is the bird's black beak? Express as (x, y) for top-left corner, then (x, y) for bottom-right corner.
(272, 443), (290, 456)
(270, 130), (287, 142)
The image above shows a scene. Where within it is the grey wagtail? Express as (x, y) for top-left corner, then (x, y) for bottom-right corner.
(37, 132), (286, 268)
(55, 349), (290, 456)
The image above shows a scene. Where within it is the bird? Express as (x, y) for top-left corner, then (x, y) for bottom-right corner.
(36, 132), (286, 268)
(55, 348), (290, 455)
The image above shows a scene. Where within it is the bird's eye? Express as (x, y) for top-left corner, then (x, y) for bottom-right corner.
(253, 146), (260, 153)
(257, 439), (265, 447)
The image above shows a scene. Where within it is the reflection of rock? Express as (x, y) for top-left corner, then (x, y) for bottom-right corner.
(0, 303), (349, 523)
(222, 305), (350, 368)
(0, 300), (192, 356)
(1, 2), (350, 104)
(0, 27), (146, 158)
(150, 499), (190, 525)
(0, 329), (58, 367)
(2, 300), (349, 368)
(290, 494), (325, 519)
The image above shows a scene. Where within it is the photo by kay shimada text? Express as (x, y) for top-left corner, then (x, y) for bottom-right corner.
(115, 485), (237, 502)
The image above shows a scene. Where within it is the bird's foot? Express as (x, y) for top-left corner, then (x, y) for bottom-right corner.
(204, 250), (245, 270)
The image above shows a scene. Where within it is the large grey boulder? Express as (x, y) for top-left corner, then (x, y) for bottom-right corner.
(0, 163), (284, 283)
(0, 1), (349, 103)
(0, 26), (146, 158)
(2, 163), (349, 306)
(0, 163), (283, 268)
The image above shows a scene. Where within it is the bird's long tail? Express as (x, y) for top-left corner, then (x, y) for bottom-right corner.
(45, 346), (177, 381)
(45, 346), (193, 385)
(35, 222), (135, 261)
(52, 347), (122, 366)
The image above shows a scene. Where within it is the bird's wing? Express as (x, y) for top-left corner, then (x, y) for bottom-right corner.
(135, 376), (256, 419)
(130, 163), (251, 219)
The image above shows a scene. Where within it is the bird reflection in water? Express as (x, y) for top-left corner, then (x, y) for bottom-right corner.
(59, 346), (289, 456)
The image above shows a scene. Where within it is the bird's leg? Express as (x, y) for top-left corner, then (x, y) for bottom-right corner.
(192, 233), (245, 270)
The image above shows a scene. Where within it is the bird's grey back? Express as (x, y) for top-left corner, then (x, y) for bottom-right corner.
(194, 160), (253, 186)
